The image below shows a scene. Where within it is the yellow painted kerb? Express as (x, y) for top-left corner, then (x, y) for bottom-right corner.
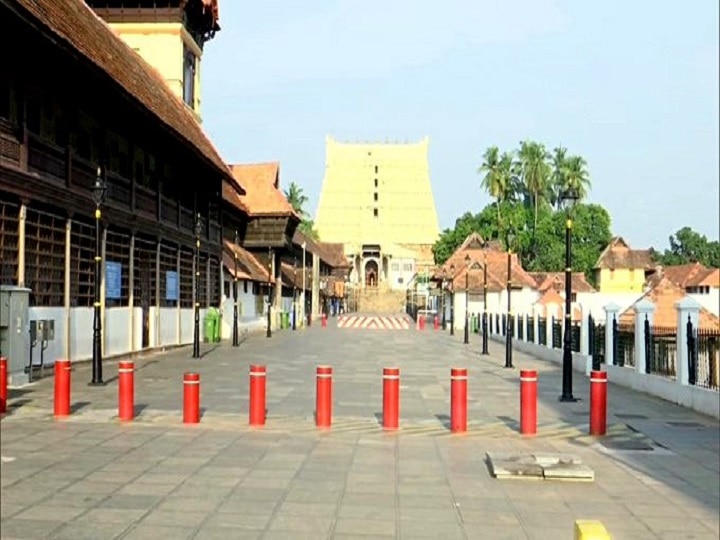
(574, 519), (611, 540)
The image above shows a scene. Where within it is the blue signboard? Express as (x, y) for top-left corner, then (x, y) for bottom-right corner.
(105, 261), (122, 300)
(166, 271), (179, 301)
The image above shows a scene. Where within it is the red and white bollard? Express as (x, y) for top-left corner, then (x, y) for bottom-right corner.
(183, 372), (200, 424)
(249, 364), (267, 427)
(118, 361), (134, 422)
(54, 359), (71, 418)
(589, 370), (607, 436)
(520, 369), (537, 436)
(418, 316), (426, 331)
(382, 367), (400, 430)
(321, 313), (327, 328)
(450, 367), (468, 433)
(433, 316), (440, 330)
(0, 357), (7, 414)
(316, 365), (332, 428)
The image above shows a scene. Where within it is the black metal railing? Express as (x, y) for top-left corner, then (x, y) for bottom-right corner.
(589, 314), (606, 371)
(644, 317), (677, 379)
(517, 315), (524, 340)
(614, 323), (635, 367)
(688, 318), (720, 390)
(571, 322), (581, 353)
(526, 316), (534, 343)
(501, 314), (507, 336)
(551, 317), (562, 349)
(538, 317), (547, 345)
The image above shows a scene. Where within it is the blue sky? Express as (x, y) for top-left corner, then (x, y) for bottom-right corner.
(202, 0), (719, 250)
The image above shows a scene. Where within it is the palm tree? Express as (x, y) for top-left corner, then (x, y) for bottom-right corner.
(550, 146), (568, 209)
(517, 140), (551, 247)
(284, 182), (309, 218)
(563, 155), (591, 201)
(479, 147), (513, 228)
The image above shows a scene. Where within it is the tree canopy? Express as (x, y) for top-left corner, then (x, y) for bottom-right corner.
(652, 227), (720, 268)
(283, 181), (319, 240)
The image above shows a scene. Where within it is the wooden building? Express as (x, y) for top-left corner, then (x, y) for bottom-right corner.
(0, 0), (231, 363)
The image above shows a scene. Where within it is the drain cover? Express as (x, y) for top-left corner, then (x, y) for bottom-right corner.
(666, 421), (704, 428)
(615, 414), (648, 419)
(601, 439), (654, 451)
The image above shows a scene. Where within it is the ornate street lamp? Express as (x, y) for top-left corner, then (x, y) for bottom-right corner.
(481, 241), (489, 355)
(441, 268), (447, 330)
(267, 247), (273, 338)
(463, 253), (471, 345)
(192, 213), (202, 358)
(560, 186), (580, 402)
(292, 258), (297, 331)
(505, 231), (515, 369)
(232, 230), (239, 347)
(449, 264), (455, 336)
(90, 166), (106, 386)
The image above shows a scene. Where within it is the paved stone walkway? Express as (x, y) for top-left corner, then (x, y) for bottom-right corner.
(1, 321), (718, 539)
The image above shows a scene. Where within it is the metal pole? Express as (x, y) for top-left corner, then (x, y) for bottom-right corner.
(192, 230), (200, 358)
(232, 245), (239, 347)
(292, 264), (297, 331)
(560, 218), (576, 401)
(441, 279), (446, 330)
(90, 204), (104, 385)
(504, 249), (513, 368)
(463, 272), (469, 344)
(450, 289), (455, 336)
(266, 248), (272, 338)
(482, 260), (489, 355)
(302, 244), (306, 326)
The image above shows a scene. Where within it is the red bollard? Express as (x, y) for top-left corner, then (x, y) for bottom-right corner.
(249, 364), (267, 427)
(118, 361), (134, 421)
(0, 357), (7, 414)
(434, 316), (439, 330)
(316, 365), (333, 428)
(321, 313), (327, 328)
(183, 372), (200, 424)
(589, 370), (608, 436)
(382, 367), (400, 430)
(520, 369), (537, 436)
(418, 316), (426, 331)
(450, 367), (468, 433)
(54, 360), (71, 418)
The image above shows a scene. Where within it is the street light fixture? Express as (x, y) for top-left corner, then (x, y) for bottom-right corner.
(449, 264), (455, 336)
(441, 268), (447, 330)
(267, 247), (273, 338)
(232, 230), (239, 347)
(292, 258), (297, 331)
(505, 231), (515, 369)
(560, 186), (580, 402)
(481, 241), (489, 355)
(90, 166), (106, 386)
(192, 213), (202, 358)
(463, 253), (470, 345)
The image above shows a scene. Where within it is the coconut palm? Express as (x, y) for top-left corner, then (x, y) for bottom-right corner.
(517, 140), (551, 246)
(284, 181), (309, 218)
(549, 145), (568, 208)
(563, 155), (591, 201)
(479, 147), (514, 228)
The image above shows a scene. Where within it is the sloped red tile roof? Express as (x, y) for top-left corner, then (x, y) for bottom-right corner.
(14, 0), (233, 182)
(659, 263), (719, 289)
(620, 277), (719, 330)
(695, 268), (720, 288)
(229, 163), (299, 218)
(279, 262), (304, 288)
(594, 237), (654, 270)
(534, 289), (582, 321)
(529, 272), (596, 293)
(292, 230), (351, 269)
(223, 239), (272, 282)
(222, 180), (249, 214)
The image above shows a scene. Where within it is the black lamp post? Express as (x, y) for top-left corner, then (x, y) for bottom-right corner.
(232, 230), (239, 347)
(449, 264), (455, 336)
(441, 269), (447, 330)
(481, 243), (489, 355)
(266, 247), (273, 338)
(463, 253), (470, 345)
(89, 166), (106, 386)
(505, 231), (515, 369)
(292, 258), (297, 331)
(192, 213), (202, 358)
(560, 186), (580, 402)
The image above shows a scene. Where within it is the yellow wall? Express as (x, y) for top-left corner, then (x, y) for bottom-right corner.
(108, 23), (202, 120)
(595, 268), (646, 293)
(315, 136), (440, 257)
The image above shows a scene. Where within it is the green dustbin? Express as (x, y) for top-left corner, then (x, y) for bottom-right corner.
(473, 314), (479, 333)
(212, 308), (221, 342)
(282, 312), (289, 329)
(203, 308), (221, 343)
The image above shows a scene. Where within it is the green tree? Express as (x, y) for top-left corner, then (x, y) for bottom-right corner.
(548, 145), (568, 208)
(478, 147), (514, 228)
(563, 155), (592, 201)
(283, 181), (319, 240)
(517, 140), (551, 252)
(654, 227), (720, 268)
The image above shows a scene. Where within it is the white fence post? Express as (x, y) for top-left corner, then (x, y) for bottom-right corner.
(676, 297), (701, 386)
(634, 299), (655, 375)
(604, 303), (621, 366)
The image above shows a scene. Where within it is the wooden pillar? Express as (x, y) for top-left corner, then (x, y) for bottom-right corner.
(176, 246), (181, 345)
(17, 204), (26, 287)
(63, 218), (72, 360)
(128, 233), (135, 352)
(100, 226), (107, 356)
(206, 252), (211, 307)
(155, 240), (161, 346)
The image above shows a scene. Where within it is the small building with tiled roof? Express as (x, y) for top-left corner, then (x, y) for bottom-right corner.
(529, 272), (596, 294)
(619, 277), (720, 330)
(650, 263), (720, 317)
(593, 237), (655, 294)
(533, 289), (582, 322)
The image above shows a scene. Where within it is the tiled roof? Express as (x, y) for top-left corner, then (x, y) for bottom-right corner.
(229, 163), (299, 217)
(620, 277), (720, 329)
(223, 239), (272, 283)
(292, 230), (351, 270)
(534, 289), (582, 321)
(222, 180), (249, 214)
(529, 272), (596, 293)
(695, 268), (720, 288)
(594, 237), (655, 270)
(14, 0), (233, 182)
(658, 263), (720, 289)
(279, 262), (304, 288)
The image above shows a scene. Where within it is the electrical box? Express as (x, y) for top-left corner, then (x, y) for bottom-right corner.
(0, 286), (31, 386)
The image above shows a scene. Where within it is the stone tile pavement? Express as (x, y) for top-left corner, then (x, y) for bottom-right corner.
(1, 320), (718, 539)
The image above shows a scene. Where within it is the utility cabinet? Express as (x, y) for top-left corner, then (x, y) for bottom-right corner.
(0, 286), (30, 386)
